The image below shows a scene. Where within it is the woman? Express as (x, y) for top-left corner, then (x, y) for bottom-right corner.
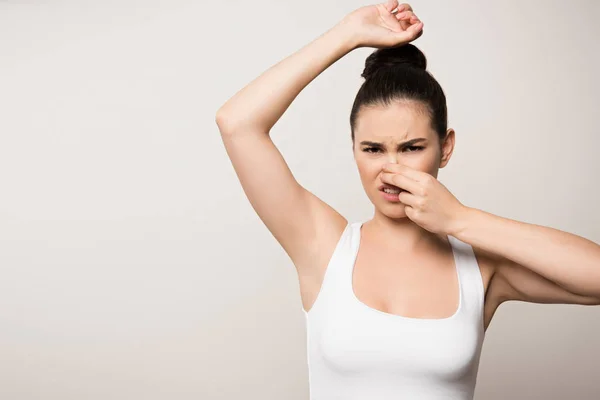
(215, 1), (600, 398)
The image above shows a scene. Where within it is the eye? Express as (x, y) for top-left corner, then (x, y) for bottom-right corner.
(404, 146), (424, 152)
(362, 146), (424, 154)
(363, 147), (381, 153)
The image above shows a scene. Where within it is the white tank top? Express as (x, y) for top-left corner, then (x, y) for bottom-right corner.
(303, 220), (486, 400)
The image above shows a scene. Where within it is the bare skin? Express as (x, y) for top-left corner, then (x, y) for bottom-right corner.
(298, 100), (503, 331)
(216, 0), (599, 339)
(297, 213), (501, 331)
(216, 0), (503, 330)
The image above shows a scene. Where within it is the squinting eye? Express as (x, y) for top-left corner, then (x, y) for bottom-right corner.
(363, 147), (380, 153)
(363, 146), (424, 153)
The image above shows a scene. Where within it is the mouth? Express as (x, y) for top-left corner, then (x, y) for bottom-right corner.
(378, 183), (405, 193)
(379, 183), (404, 202)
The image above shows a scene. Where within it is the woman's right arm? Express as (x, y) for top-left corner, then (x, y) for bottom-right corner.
(214, 22), (359, 269)
(215, 2), (422, 271)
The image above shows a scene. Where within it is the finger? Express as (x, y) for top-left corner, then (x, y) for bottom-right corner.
(385, 0), (399, 13)
(392, 20), (423, 41)
(380, 172), (422, 195)
(399, 3), (412, 12)
(396, 12), (420, 32)
(409, 14), (420, 24)
(398, 191), (418, 207)
(390, 3), (408, 14)
(395, 11), (414, 31)
(395, 10), (414, 21)
(407, 20), (424, 36)
(393, 2), (407, 13)
(382, 163), (427, 183)
(413, 25), (424, 39)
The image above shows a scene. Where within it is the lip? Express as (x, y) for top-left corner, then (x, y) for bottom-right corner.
(380, 188), (402, 202)
(379, 183), (405, 202)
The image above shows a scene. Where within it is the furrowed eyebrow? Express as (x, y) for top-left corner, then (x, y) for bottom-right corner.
(359, 138), (427, 149)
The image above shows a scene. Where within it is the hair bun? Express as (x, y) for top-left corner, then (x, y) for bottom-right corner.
(361, 44), (427, 80)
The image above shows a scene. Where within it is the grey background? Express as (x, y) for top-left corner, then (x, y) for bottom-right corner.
(0, 0), (599, 399)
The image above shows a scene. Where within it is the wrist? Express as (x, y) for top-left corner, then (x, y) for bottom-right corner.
(450, 205), (476, 238)
(330, 18), (361, 52)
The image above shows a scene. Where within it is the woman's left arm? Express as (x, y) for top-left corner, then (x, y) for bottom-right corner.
(453, 207), (600, 304)
(379, 163), (600, 305)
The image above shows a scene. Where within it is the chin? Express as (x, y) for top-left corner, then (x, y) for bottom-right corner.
(387, 209), (408, 219)
(369, 192), (408, 217)
(376, 202), (408, 218)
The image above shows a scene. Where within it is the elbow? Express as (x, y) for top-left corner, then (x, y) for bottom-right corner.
(215, 108), (268, 136)
(215, 107), (235, 135)
(215, 107), (256, 136)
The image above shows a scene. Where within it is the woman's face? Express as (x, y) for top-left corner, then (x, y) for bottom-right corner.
(352, 100), (454, 218)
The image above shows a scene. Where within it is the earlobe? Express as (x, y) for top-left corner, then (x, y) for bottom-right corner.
(440, 128), (455, 166)
(439, 156), (449, 169)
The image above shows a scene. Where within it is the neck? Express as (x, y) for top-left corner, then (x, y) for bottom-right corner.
(364, 210), (447, 252)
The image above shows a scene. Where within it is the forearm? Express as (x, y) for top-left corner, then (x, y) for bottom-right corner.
(215, 21), (357, 134)
(453, 207), (600, 298)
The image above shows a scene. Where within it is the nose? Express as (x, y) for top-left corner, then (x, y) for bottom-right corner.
(383, 160), (399, 169)
(386, 155), (399, 165)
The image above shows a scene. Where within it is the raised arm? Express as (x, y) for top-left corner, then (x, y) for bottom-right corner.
(215, 1), (423, 270)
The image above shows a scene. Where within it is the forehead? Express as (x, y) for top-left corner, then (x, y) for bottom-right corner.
(354, 100), (434, 143)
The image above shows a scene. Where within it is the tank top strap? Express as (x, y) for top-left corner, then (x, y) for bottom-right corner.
(448, 235), (485, 318)
(303, 221), (357, 315)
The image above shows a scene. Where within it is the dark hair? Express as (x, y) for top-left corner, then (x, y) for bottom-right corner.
(349, 44), (448, 147)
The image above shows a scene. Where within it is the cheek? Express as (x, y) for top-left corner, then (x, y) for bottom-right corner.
(356, 159), (385, 181)
(406, 151), (439, 173)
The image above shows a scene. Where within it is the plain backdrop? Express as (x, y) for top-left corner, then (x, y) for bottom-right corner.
(1, 0), (599, 399)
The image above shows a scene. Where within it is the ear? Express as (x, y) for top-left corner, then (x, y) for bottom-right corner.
(439, 128), (455, 169)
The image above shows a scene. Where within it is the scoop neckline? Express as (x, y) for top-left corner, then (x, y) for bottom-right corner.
(349, 221), (463, 322)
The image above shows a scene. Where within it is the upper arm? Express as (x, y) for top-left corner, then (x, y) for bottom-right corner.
(490, 256), (600, 306)
(218, 128), (345, 268)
